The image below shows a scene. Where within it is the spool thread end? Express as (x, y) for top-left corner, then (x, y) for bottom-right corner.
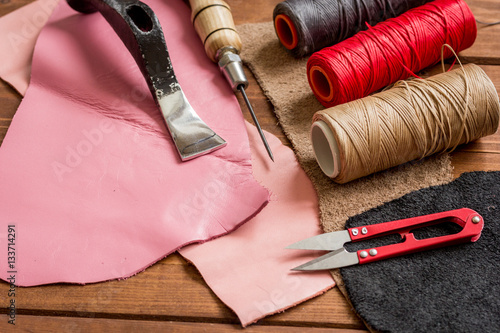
(274, 14), (298, 50)
(311, 120), (340, 178)
(309, 66), (334, 103)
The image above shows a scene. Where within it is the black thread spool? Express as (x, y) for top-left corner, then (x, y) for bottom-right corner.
(273, 0), (431, 57)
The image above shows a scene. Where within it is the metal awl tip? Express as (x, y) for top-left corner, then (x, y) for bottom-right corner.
(239, 86), (274, 162)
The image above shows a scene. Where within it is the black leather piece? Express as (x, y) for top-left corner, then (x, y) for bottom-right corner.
(341, 171), (500, 333)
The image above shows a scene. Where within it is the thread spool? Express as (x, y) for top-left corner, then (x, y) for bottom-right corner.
(273, 0), (430, 57)
(307, 0), (477, 107)
(311, 64), (500, 184)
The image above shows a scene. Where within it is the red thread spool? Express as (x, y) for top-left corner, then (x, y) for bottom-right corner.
(307, 0), (477, 107)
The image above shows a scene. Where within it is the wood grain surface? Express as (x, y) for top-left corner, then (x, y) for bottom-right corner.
(0, 0), (499, 331)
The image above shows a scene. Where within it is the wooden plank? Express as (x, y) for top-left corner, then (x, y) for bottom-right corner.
(0, 81), (21, 145)
(0, 0), (34, 15)
(0, 254), (365, 328)
(460, 0), (500, 64)
(0, 315), (369, 332)
(451, 151), (500, 177)
(227, 0), (282, 25)
(457, 136), (500, 154)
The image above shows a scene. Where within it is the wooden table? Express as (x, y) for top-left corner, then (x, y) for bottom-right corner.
(0, 0), (498, 331)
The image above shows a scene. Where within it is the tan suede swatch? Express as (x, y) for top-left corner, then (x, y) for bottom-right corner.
(238, 21), (453, 287)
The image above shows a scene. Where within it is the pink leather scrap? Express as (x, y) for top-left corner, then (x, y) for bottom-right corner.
(0, 0), (269, 286)
(0, 0), (60, 95)
(180, 122), (335, 327)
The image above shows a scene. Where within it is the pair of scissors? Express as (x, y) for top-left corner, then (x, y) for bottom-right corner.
(287, 208), (484, 271)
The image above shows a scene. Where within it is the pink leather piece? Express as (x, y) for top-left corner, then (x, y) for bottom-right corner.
(0, 0), (60, 95)
(0, 0), (269, 286)
(179, 122), (335, 327)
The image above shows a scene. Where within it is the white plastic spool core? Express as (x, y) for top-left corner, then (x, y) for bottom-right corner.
(311, 120), (341, 178)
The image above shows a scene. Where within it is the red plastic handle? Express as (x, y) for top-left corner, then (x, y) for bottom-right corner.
(347, 208), (484, 265)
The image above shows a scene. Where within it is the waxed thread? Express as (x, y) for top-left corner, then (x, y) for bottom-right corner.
(476, 19), (500, 26)
(307, 0), (477, 107)
(273, 0), (430, 57)
(313, 64), (500, 184)
(440, 44), (470, 152)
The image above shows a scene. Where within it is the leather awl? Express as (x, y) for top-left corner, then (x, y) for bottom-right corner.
(189, 0), (274, 161)
(66, 0), (226, 161)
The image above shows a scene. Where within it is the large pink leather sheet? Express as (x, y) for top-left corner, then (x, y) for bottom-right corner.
(0, 0), (335, 325)
(0, 0), (269, 286)
(180, 122), (335, 326)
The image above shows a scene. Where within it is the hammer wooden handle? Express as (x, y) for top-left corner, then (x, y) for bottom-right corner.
(189, 0), (242, 62)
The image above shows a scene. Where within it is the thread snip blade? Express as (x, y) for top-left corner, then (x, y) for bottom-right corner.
(286, 230), (351, 251)
(291, 248), (359, 271)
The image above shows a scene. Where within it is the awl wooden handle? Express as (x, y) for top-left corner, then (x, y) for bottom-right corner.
(189, 0), (242, 62)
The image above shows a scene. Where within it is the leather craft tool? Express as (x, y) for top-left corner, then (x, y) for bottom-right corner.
(67, 0), (226, 161)
(188, 0), (274, 161)
(287, 208), (484, 270)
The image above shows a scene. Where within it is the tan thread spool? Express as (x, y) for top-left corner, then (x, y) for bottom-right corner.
(311, 64), (500, 184)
